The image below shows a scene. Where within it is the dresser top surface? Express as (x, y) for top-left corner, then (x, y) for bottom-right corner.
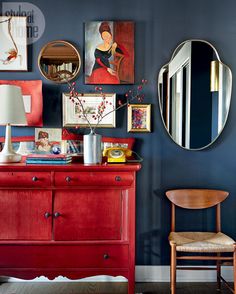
(0, 163), (141, 172)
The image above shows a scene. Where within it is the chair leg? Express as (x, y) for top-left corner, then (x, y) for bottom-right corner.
(234, 243), (236, 294)
(217, 253), (221, 291)
(170, 242), (177, 294)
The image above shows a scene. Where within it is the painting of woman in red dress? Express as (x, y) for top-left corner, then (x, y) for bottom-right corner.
(85, 21), (134, 84)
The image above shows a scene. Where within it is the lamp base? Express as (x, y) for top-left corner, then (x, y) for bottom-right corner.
(0, 124), (22, 163)
(0, 151), (21, 163)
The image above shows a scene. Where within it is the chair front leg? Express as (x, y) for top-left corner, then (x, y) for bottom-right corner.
(217, 253), (221, 291)
(170, 242), (177, 294)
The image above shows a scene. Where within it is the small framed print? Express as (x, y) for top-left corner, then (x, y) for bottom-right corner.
(127, 104), (151, 132)
(0, 80), (43, 126)
(35, 128), (62, 153)
(62, 93), (116, 128)
(0, 16), (27, 71)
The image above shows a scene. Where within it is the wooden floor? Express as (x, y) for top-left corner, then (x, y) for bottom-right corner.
(0, 282), (233, 294)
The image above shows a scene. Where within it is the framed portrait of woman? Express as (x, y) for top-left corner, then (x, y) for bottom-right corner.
(85, 21), (134, 85)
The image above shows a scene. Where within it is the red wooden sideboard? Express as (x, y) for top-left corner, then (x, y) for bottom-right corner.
(0, 163), (141, 294)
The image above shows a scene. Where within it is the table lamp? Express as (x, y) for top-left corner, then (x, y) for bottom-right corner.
(0, 85), (27, 163)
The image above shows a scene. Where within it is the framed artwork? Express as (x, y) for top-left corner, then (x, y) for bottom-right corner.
(0, 80), (43, 126)
(102, 137), (135, 151)
(85, 21), (134, 84)
(127, 104), (151, 132)
(0, 16), (27, 71)
(35, 128), (62, 153)
(62, 93), (116, 128)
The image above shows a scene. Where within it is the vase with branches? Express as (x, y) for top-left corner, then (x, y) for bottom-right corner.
(67, 79), (147, 164)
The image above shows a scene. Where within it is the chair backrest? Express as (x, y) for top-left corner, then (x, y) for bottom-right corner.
(166, 189), (229, 232)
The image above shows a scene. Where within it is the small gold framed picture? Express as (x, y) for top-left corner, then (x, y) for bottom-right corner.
(127, 104), (151, 132)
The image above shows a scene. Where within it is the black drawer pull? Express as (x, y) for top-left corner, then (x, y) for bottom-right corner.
(103, 253), (109, 260)
(32, 176), (38, 182)
(115, 176), (121, 182)
(54, 212), (61, 218)
(65, 176), (71, 183)
(44, 212), (51, 219)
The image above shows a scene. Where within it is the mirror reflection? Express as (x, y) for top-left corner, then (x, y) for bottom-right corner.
(158, 40), (232, 150)
(38, 40), (81, 83)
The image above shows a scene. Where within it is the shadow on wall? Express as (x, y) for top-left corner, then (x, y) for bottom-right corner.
(137, 188), (171, 265)
(42, 84), (62, 127)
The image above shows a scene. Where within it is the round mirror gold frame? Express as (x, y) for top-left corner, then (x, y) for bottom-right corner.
(38, 40), (81, 84)
(158, 39), (232, 150)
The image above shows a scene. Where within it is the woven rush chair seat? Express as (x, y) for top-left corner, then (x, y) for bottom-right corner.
(169, 232), (235, 253)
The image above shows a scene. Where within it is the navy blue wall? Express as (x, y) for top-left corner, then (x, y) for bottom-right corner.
(0, 0), (236, 265)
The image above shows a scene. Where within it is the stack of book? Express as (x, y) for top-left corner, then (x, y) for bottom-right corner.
(26, 154), (72, 165)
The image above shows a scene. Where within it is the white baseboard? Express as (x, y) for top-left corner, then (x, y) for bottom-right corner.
(0, 275), (127, 283)
(0, 266), (233, 283)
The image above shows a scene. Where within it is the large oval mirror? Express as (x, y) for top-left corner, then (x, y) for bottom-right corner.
(38, 40), (81, 83)
(158, 40), (232, 150)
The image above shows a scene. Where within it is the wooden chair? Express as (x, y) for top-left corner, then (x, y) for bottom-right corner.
(166, 189), (236, 294)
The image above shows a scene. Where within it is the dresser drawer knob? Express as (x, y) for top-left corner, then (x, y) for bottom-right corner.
(65, 176), (71, 183)
(32, 176), (38, 182)
(44, 212), (51, 219)
(115, 176), (121, 182)
(54, 212), (61, 218)
(103, 253), (109, 260)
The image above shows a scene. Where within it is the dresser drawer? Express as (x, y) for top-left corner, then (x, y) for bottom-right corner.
(54, 172), (134, 187)
(0, 244), (129, 269)
(0, 172), (51, 187)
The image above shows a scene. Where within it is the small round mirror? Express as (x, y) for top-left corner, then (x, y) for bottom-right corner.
(38, 40), (81, 83)
(158, 39), (232, 150)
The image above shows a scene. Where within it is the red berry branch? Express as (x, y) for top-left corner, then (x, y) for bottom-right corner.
(67, 79), (147, 133)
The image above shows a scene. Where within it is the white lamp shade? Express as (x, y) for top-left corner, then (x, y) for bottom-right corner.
(0, 85), (27, 125)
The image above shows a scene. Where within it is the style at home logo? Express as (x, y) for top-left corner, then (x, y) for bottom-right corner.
(2, 2), (45, 44)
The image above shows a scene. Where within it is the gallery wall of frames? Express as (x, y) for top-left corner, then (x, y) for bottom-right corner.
(0, 0), (236, 266)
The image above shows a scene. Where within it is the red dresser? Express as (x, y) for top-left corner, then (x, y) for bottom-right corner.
(0, 163), (141, 294)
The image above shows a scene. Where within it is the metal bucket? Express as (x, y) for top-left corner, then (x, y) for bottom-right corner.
(83, 132), (102, 164)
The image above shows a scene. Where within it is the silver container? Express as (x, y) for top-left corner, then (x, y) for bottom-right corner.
(83, 132), (102, 164)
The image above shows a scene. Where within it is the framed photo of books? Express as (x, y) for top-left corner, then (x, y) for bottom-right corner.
(62, 128), (83, 155)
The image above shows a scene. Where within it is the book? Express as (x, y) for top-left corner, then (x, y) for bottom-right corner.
(26, 157), (71, 161)
(26, 157), (71, 162)
(26, 159), (72, 165)
(27, 153), (71, 159)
